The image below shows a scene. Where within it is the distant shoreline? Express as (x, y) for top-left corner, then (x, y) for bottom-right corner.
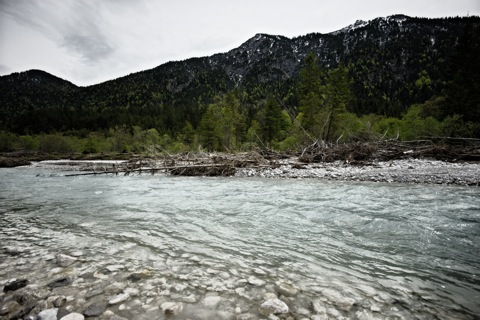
(2, 150), (479, 186)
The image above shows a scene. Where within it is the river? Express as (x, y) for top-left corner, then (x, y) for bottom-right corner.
(1, 166), (479, 319)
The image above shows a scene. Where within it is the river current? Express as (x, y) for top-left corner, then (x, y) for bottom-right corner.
(1, 167), (479, 319)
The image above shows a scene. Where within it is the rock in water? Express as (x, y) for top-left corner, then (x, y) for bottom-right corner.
(47, 277), (73, 288)
(3, 278), (29, 292)
(259, 299), (289, 316)
(161, 302), (183, 315)
(53, 296), (67, 308)
(38, 308), (58, 320)
(60, 312), (85, 320)
(83, 301), (107, 317)
(277, 282), (298, 297)
(0, 301), (21, 316)
(56, 254), (77, 267)
(108, 292), (129, 305)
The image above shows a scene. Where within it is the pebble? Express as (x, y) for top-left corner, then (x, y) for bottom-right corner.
(37, 308), (58, 320)
(83, 301), (107, 317)
(59, 312), (85, 320)
(248, 276), (266, 286)
(259, 299), (289, 316)
(56, 254), (77, 267)
(277, 282), (298, 297)
(3, 278), (29, 292)
(160, 302), (183, 315)
(109, 292), (129, 305)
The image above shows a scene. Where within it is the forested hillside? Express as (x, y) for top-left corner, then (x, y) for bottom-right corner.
(0, 15), (479, 154)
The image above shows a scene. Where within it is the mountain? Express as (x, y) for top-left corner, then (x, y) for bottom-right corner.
(1, 15), (479, 134)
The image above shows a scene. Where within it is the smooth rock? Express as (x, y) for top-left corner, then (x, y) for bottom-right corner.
(0, 300), (21, 316)
(38, 308), (58, 320)
(311, 300), (327, 315)
(3, 278), (29, 292)
(236, 313), (257, 320)
(247, 276), (266, 286)
(203, 295), (222, 308)
(124, 287), (140, 297)
(109, 292), (129, 305)
(259, 299), (289, 316)
(161, 302), (183, 315)
(56, 254), (77, 267)
(106, 264), (125, 272)
(53, 295), (67, 307)
(277, 282), (298, 297)
(127, 269), (155, 281)
(57, 307), (71, 319)
(47, 277), (73, 289)
(60, 312), (85, 320)
(83, 301), (107, 317)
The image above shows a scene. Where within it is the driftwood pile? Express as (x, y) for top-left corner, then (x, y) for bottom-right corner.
(61, 138), (480, 177)
(298, 139), (480, 164)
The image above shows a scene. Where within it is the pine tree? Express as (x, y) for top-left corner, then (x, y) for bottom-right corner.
(443, 24), (480, 124)
(324, 64), (353, 141)
(298, 53), (325, 139)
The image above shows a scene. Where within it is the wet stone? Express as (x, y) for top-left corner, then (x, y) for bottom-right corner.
(83, 301), (107, 317)
(236, 313), (257, 320)
(59, 312), (85, 320)
(277, 282), (298, 297)
(53, 295), (67, 307)
(47, 277), (73, 289)
(3, 278), (29, 292)
(37, 308), (58, 320)
(259, 298), (289, 316)
(248, 276), (266, 286)
(57, 254), (77, 267)
(0, 300), (21, 316)
(161, 301), (183, 315)
(109, 292), (129, 305)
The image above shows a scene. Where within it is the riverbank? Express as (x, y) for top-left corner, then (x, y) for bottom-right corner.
(235, 158), (480, 186)
(13, 156), (480, 186)
(2, 144), (480, 186)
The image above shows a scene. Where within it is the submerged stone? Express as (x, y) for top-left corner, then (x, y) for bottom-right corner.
(259, 298), (289, 316)
(37, 308), (58, 320)
(60, 313), (85, 320)
(56, 254), (77, 267)
(83, 301), (107, 317)
(47, 277), (73, 288)
(277, 282), (298, 297)
(161, 301), (183, 315)
(109, 292), (129, 305)
(3, 278), (29, 292)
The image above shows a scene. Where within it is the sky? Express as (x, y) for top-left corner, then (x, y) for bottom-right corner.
(0, 0), (478, 87)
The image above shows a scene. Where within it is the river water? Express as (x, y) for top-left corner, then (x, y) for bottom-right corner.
(1, 167), (479, 319)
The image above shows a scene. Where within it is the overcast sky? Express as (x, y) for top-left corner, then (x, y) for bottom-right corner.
(0, 0), (478, 86)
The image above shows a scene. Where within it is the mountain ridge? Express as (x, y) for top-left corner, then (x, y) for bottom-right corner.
(1, 14), (479, 134)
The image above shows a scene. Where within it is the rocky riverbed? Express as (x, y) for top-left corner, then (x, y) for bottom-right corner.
(1, 249), (389, 320)
(20, 157), (480, 186)
(1, 159), (479, 319)
(235, 158), (480, 186)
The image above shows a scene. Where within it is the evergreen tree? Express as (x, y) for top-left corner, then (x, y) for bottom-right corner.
(198, 104), (223, 151)
(260, 96), (283, 145)
(298, 53), (325, 139)
(443, 24), (480, 124)
(324, 64), (353, 141)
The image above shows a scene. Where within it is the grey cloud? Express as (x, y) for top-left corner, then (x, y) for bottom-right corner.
(62, 34), (114, 64)
(1, 0), (115, 64)
(0, 64), (11, 75)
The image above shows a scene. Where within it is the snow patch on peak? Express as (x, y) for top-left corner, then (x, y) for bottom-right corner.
(332, 19), (369, 35)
